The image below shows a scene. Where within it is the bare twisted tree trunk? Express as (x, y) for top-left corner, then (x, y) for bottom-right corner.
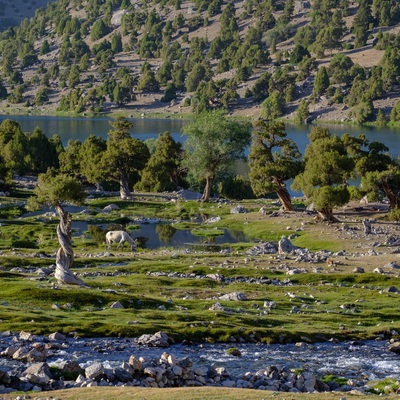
(119, 172), (131, 200)
(54, 204), (87, 286)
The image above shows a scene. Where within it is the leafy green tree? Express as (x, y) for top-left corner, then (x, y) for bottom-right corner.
(289, 45), (310, 65)
(111, 32), (123, 53)
(0, 154), (13, 191)
(156, 61), (173, 86)
(390, 100), (400, 123)
(100, 118), (150, 199)
(248, 121), (302, 210)
(353, 0), (373, 48)
(79, 135), (107, 190)
(379, 47), (400, 90)
(182, 111), (251, 201)
(354, 97), (374, 124)
(40, 40), (51, 55)
(343, 133), (400, 209)
(261, 91), (285, 120)
(295, 100), (310, 124)
(0, 80), (8, 100)
(0, 119), (29, 174)
(27, 169), (87, 286)
(376, 109), (388, 126)
(292, 127), (354, 221)
(8, 85), (24, 104)
(328, 54), (354, 84)
(161, 83), (177, 103)
(137, 64), (160, 92)
(34, 87), (49, 106)
(372, 0), (400, 27)
(91, 19), (110, 41)
(68, 65), (81, 88)
(185, 62), (210, 92)
(59, 139), (82, 177)
(312, 66), (330, 97)
(135, 131), (183, 192)
(362, 166), (400, 209)
(26, 127), (60, 173)
(252, 72), (271, 102)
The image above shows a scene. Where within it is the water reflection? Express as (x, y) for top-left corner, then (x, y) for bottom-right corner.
(74, 221), (252, 250)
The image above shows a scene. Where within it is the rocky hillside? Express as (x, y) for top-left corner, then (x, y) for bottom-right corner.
(1, 0), (400, 123)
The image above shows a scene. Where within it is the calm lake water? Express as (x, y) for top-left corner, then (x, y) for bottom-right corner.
(1, 115), (400, 157)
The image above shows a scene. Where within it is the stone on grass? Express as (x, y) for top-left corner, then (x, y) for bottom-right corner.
(110, 301), (124, 309)
(278, 237), (294, 253)
(219, 292), (247, 301)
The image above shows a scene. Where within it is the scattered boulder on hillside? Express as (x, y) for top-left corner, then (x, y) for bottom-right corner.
(230, 205), (247, 214)
(102, 204), (119, 212)
(219, 292), (247, 301)
(382, 286), (400, 293)
(246, 242), (278, 255)
(384, 261), (400, 269)
(278, 237), (295, 253)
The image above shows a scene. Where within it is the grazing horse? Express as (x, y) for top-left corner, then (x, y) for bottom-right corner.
(105, 230), (137, 251)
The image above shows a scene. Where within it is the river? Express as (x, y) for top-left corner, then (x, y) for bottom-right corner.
(1, 115), (400, 157)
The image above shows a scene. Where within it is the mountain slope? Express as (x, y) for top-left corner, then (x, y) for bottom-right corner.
(0, 0), (400, 124)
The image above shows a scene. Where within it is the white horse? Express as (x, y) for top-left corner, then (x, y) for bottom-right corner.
(105, 230), (137, 251)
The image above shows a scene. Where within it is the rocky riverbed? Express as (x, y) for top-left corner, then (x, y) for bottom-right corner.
(1, 330), (400, 396)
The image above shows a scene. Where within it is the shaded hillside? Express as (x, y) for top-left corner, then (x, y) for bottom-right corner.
(1, 0), (400, 124)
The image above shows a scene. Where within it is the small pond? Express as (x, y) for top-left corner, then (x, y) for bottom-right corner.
(74, 221), (253, 250)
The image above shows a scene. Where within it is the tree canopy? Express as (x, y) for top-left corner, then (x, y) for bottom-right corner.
(182, 111), (251, 201)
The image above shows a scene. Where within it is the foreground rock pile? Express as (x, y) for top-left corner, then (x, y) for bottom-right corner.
(1, 330), (400, 395)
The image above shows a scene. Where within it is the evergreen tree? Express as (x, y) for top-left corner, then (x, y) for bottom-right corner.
(248, 120), (302, 210)
(135, 131), (183, 192)
(353, 1), (373, 48)
(313, 67), (330, 97)
(292, 128), (354, 221)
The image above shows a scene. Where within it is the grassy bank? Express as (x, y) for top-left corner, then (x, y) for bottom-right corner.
(0, 193), (399, 343)
(0, 386), (388, 400)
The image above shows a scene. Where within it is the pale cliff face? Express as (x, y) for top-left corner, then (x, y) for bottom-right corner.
(0, 0), (58, 31)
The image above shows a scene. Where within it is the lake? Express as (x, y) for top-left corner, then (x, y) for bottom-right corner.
(1, 115), (400, 157)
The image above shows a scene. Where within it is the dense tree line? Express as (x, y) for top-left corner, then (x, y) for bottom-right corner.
(1, 114), (400, 223)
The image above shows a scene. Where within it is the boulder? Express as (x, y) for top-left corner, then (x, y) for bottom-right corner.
(128, 355), (143, 371)
(110, 301), (124, 309)
(137, 331), (174, 347)
(85, 362), (105, 380)
(389, 342), (400, 354)
(103, 204), (120, 212)
(246, 242), (278, 256)
(230, 205), (247, 214)
(383, 286), (400, 293)
(23, 362), (52, 385)
(278, 237), (294, 253)
(48, 332), (66, 341)
(219, 292), (247, 301)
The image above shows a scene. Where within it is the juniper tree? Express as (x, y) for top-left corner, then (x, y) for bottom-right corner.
(292, 127), (354, 221)
(248, 120), (303, 211)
